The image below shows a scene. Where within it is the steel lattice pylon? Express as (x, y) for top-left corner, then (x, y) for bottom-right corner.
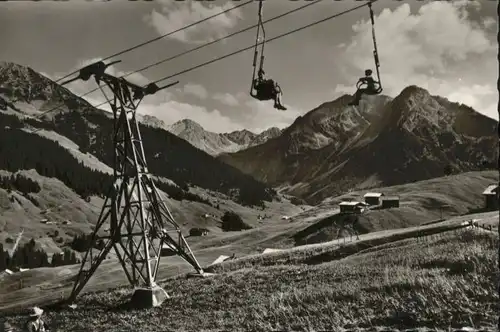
(64, 61), (206, 307)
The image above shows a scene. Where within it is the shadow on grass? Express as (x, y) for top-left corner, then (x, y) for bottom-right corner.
(302, 225), (470, 266)
(366, 310), (421, 330)
(293, 213), (370, 246)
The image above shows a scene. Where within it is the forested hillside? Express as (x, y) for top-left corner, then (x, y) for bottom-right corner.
(0, 114), (225, 206)
(0, 111), (274, 207)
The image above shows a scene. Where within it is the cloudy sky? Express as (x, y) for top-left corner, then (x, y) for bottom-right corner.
(0, 0), (497, 133)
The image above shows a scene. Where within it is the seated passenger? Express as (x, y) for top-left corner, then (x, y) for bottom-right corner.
(253, 69), (287, 110)
(348, 69), (381, 106)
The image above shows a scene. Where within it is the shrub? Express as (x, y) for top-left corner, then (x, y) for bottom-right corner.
(221, 211), (252, 232)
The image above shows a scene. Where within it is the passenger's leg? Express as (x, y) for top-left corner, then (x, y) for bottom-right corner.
(276, 92), (287, 110)
(365, 88), (379, 95)
(273, 93), (282, 108)
(348, 88), (367, 106)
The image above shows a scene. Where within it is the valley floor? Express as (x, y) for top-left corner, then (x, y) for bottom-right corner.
(1, 214), (498, 332)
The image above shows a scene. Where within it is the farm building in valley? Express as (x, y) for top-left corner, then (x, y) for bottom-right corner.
(189, 228), (209, 237)
(482, 184), (499, 211)
(339, 201), (368, 214)
(381, 196), (400, 208)
(363, 192), (384, 205)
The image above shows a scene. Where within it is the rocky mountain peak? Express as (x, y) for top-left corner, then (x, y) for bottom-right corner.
(0, 61), (34, 79)
(224, 129), (257, 146)
(390, 86), (456, 133)
(168, 119), (205, 135)
(218, 85), (498, 203)
(281, 93), (392, 155)
(247, 127), (283, 147)
(0, 62), (93, 117)
(1, 62), (54, 101)
(260, 127), (281, 136)
(139, 114), (166, 129)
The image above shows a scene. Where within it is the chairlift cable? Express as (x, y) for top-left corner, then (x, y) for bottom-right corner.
(127, 0), (323, 84)
(149, 1), (378, 87)
(250, 0), (265, 95)
(258, 0), (266, 77)
(52, 0), (254, 84)
(33, 0), (325, 122)
(368, 0), (382, 92)
(90, 1), (376, 109)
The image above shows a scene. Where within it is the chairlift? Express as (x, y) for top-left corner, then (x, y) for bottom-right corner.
(249, 0), (286, 110)
(358, 0), (383, 94)
(348, 1), (383, 106)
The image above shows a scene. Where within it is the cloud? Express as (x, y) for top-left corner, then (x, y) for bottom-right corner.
(207, 90), (304, 132)
(142, 100), (240, 133)
(482, 16), (496, 30)
(182, 83), (208, 99)
(54, 58), (302, 133)
(241, 97), (303, 133)
(445, 84), (497, 117)
(54, 58), (242, 132)
(144, 0), (243, 44)
(82, 87), (239, 133)
(453, 0), (482, 11)
(336, 0), (497, 119)
(213, 92), (239, 107)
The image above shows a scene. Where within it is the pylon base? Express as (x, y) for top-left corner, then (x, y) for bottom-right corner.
(130, 285), (169, 309)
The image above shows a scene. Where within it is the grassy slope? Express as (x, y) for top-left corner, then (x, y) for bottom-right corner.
(0, 210), (497, 309)
(196, 170), (499, 251)
(291, 170), (498, 245)
(2, 167), (493, 252)
(324, 170), (498, 214)
(0, 170), (497, 327)
(27, 128), (113, 175)
(0, 169), (101, 249)
(0, 169), (303, 250)
(2, 221), (497, 331)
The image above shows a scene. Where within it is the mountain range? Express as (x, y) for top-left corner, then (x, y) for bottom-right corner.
(219, 86), (498, 204)
(0, 61), (275, 208)
(0, 61), (497, 209)
(164, 119), (282, 156)
(0, 58), (498, 330)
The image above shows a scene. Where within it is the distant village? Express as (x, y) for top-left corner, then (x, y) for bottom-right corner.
(338, 183), (499, 215)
